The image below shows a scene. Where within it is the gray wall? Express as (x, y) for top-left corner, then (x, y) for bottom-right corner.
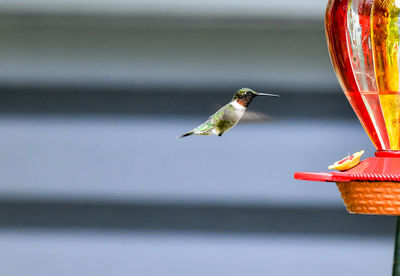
(0, 2), (395, 276)
(0, 0), (333, 91)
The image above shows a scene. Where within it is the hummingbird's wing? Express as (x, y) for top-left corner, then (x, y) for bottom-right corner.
(239, 110), (274, 124)
(214, 105), (274, 124)
(213, 104), (272, 124)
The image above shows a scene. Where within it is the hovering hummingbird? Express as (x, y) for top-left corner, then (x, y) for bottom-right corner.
(180, 88), (279, 138)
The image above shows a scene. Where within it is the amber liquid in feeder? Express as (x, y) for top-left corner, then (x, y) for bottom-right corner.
(347, 91), (400, 150)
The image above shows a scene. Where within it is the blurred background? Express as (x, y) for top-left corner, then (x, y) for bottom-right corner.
(0, 0), (396, 275)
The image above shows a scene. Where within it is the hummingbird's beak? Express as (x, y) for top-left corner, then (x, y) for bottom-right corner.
(256, 92), (280, 97)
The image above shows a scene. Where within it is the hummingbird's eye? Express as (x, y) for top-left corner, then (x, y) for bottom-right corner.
(245, 91), (251, 95)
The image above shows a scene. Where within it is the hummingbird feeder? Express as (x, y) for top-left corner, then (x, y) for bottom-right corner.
(294, 0), (400, 274)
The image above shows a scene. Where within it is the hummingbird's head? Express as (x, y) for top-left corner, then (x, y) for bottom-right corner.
(233, 88), (279, 107)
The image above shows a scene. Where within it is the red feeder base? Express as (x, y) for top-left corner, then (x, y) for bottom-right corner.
(295, 151), (400, 215)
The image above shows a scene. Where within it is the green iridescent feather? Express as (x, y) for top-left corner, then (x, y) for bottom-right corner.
(192, 103), (236, 135)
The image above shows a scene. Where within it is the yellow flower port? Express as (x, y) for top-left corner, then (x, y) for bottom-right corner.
(328, 150), (365, 171)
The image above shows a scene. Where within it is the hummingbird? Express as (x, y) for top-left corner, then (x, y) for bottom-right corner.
(180, 88), (279, 138)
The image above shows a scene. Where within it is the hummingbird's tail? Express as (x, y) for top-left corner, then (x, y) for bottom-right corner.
(179, 131), (193, 138)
